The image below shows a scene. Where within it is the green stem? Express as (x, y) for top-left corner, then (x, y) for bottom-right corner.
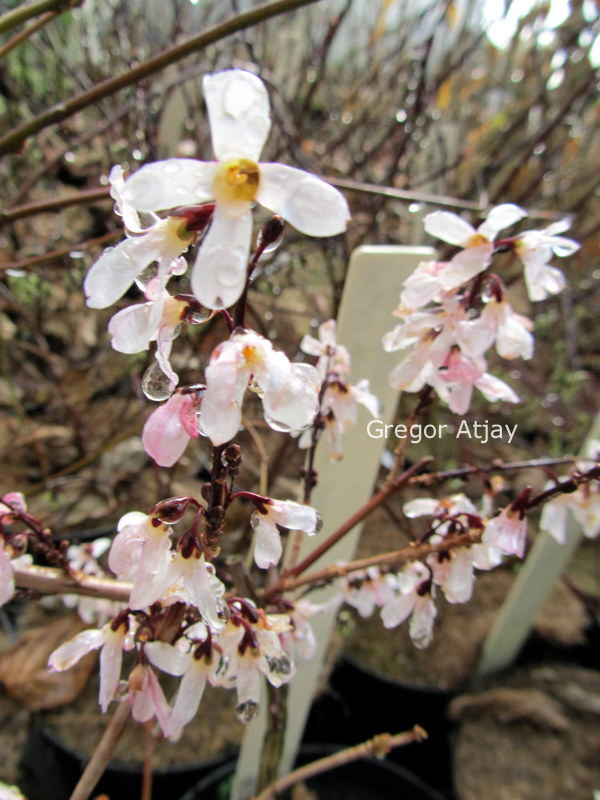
(0, 0), (323, 156)
(0, 0), (79, 36)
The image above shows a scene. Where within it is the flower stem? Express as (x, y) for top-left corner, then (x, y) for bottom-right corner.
(0, 0), (80, 36)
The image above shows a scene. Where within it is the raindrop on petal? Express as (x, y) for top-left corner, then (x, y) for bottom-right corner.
(142, 362), (174, 401)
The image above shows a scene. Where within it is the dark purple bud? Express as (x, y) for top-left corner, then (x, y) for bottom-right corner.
(170, 203), (216, 233)
(150, 496), (192, 525)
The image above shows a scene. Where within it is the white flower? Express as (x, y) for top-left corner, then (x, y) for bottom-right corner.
(483, 506), (528, 558)
(379, 563), (437, 649)
(84, 166), (195, 310)
(200, 330), (320, 446)
(250, 499), (321, 569)
(515, 219), (579, 302)
(458, 299), (534, 361)
(48, 619), (129, 712)
(213, 608), (295, 722)
(119, 69), (350, 310)
(300, 319), (351, 380)
(424, 204), (527, 291)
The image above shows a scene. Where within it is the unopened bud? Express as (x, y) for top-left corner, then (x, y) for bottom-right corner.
(150, 497), (191, 525)
(221, 444), (243, 470)
(256, 215), (284, 254)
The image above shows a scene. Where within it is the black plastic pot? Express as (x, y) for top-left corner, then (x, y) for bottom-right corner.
(179, 744), (449, 800)
(315, 655), (456, 798)
(21, 725), (236, 800)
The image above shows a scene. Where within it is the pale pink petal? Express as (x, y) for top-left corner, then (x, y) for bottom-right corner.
(477, 203), (527, 240)
(99, 626), (125, 711)
(443, 549), (474, 604)
(495, 310), (534, 360)
(270, 500), (321, 533)
(257, 163), (350, 237)
(142, 393), (195, 467)
(299, 333), (323, 357)
(48, 628), (105, 671)
(167, 658), (209, 740)
(350, 380), (380, 417)
(200, 342), (248, 445)
(251, 514), (282, 569)
(409, 595), (437, 649)
(438, 245), (493, 290)
(203, 70), (271, 162)
(0, 547), (14, 607)
(108, 300), (162, 354)
(403, 498), (440, 518)
(84, 235), (164, 309)
(145, 642), (190, 676)
(539, 497), (569, 544)
(524, 263), (566, 302)
(191, 204), (252, 310)
(424, 211), (475, 246)
(475, 373), (520, 404)
(121, 159), (216, 212)
(381, 593), (415, 629)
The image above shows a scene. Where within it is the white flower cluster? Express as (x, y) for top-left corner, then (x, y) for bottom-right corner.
(384, 205), (579, 413)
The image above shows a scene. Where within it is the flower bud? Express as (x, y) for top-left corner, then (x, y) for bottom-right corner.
(150, 497), (191, 525)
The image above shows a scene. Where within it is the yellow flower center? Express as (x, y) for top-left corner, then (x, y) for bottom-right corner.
(213, 158), (260, 207)
(162, 296), (187, 327)
(466, 233), (489, 247)
(164, 215), (195, 245)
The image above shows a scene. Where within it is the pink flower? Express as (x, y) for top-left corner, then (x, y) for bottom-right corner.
(515, 219), (579, 302)
(423, 204), (527, 291)
(379, 563), (437, 649)
(49, 619), (129, 711)
(142, 391), (200, 467)
(458, 299), (534, 361)
(300, 319), (351, 380)
(200, 330), (320, 446)
(127, 663), (171, 734)
(483, 506), (528, 558)
(250, 499), (321, 569)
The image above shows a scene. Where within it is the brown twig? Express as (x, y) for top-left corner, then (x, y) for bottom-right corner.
(275, 531), (480, 595)
(141, 722), (154, 800)
(253, 726), (427, 800)
(0, 9), (59, 61)
(270, 457), (432, 594)
(13, 563), (132, 602)
(0, 0), (324, 155)
(1, 186), (111, 226)
(68, 701), (130, 800)
(0, 0), (80, 36)
(0, 229), (123, 271)
(407, 456), (589, 488)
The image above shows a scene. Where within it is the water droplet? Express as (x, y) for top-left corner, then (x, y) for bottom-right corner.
(395, 109), (407, 123)
(132, 149), (143, 160)
(162, 162), (181, 175)
(263, 412), (294, 433)
(408, 203), (423, 213)
(142, 362), (174, 401)
(191, 309), (210, 324)
(235, 700), (259, 723)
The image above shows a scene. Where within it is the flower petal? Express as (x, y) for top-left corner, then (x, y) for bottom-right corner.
(191, 204), (252, 310)
(122, 159), (216, 213)
(477, 203), (527, 240)
(48, 628), (105, 671)
(438, 245), (492, 290)
(142, 393), (194, 467)
(424, 211), (475, 246)
(251, 514), (282, 569)
(84, 235), (163, 309)
(203, 69), (271, 162)
(108, 301), (162, 354)
(167, 659), (208, 740)
(257, 164), (350, 236)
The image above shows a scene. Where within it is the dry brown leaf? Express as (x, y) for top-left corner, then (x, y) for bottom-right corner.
(0, 615), (97, 710)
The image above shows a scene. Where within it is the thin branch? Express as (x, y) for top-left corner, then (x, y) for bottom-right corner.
(1, 187), (111, 226)
(324, 175), (564, 219)
(254, 726), (427, 800)
(0, 0), (324, 155)
(0, 0), (80, 36)
(68, 701), (130, 800)
(0, 9), (59, 61)
(13, 563), (132, 602)
(275, 457), (432, 585)
(276, 531), (481, 594)
(0, 229), (123, 271)
(407, 456), (589, 488)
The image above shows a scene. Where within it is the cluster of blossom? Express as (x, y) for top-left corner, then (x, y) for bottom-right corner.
(45, 491), (325, 733)
(298, 319), (380, 459)
(540, 439), (600, 543)
(340, 491), (534, 648)
(383, 205), (580, 413)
